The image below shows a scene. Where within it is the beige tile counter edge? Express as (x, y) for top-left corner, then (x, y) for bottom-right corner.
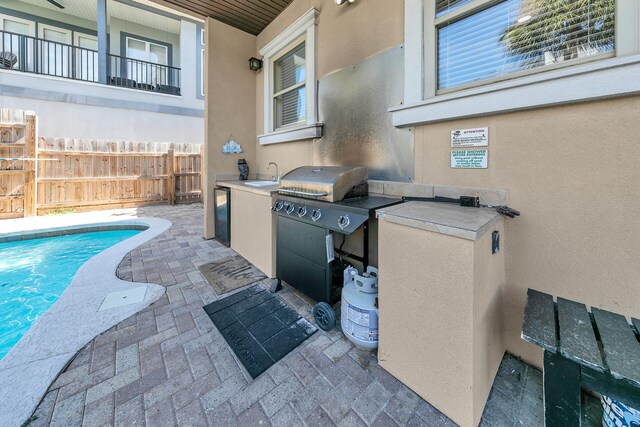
(376, 201), (501, 241)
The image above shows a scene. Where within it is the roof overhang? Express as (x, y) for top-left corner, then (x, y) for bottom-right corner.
(148, 0), (293, 35)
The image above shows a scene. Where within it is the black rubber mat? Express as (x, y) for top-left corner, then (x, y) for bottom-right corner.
(203, 285), (317, 378)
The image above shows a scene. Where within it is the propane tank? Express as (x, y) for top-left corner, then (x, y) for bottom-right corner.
(341, 266), (379, 350)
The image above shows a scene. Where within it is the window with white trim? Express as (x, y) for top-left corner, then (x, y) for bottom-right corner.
(258, 8), (321, 145)
(126, 36), (168, 85)
(273, 39), (306, 128)
(436, 0), (615, 91)
(0, 14), (35, 70)
(395, 0), (639, 127)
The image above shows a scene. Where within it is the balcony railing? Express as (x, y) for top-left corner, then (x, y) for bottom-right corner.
(0, 30), (181, 95)
(107, 53), (181, 95)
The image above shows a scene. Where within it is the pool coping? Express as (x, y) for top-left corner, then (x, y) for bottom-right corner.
(0, 216), (171, 427)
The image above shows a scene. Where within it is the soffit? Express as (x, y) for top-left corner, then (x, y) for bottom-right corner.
(18, 0), (181, 34)
(151, 0), (293, 35)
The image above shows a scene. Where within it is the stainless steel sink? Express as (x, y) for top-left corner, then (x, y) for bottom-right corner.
(244, 180), (277, 187)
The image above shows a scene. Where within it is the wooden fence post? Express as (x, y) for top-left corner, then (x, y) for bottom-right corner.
(167, 149), (175, 205)
(23, 113), (37, 217)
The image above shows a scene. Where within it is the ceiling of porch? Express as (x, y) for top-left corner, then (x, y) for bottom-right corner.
(152, 0), (293, 35)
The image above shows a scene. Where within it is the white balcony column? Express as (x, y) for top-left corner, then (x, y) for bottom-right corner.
(97, 0), (108, 84)
(179, 19), (197, 99)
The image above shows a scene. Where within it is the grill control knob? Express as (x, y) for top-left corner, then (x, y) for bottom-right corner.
(297, 206), (307, 218)
(311, 209), (322, 222)
(273, 201), (284, 212)
(285, 203), (295, 215)
(337, 215), (350, 229)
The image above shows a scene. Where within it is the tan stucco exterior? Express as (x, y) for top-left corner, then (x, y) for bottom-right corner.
(413, 97), (640, 365)
(378, 218), (505, 427)
(253, 0), (403, 178)
(203, 18), (257, 238)
(230, 189), (276, 277)
(203, 0), (640, 423)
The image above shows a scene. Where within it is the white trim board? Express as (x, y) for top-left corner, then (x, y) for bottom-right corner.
(392, 55), (640, 127)
(258, 123), (323, 145)
(259, 8), (318, 58)
(259, 8), (320, 144)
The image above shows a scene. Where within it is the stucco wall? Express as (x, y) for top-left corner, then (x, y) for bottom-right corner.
(0, 94), (203, 143)
(253, 0), (403, 178)
(414, 96), (640, 365)
(204, 0), (640, 373)
(203, 18), (257, 239)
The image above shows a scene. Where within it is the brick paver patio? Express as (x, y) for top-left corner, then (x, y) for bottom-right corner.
(26, 203), (549, 427)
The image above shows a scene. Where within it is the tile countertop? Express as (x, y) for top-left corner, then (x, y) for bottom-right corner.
(216, 180), (279, 196)
(376, 201), (501, 241)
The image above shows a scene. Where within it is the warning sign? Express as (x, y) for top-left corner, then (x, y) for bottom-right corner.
(451, 127), (488, 147)
(451, 149), (488, 169)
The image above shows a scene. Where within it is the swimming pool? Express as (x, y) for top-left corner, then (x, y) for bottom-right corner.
(0, 229), (141, 359)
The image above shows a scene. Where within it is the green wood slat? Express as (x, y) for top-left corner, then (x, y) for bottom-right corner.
(543, 350), (582, 426)
(592, 308), (640, 387)
(557, 298), (604, 371)
(582, 365), (640, 409)
(521, 289), (557, 352)
(633, 318), (640, 336)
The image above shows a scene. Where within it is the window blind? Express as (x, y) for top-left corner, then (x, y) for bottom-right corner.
(273, 41), (306, 128)
(437, 0), (615, 90)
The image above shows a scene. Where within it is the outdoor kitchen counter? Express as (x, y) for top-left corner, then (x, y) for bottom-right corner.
(377, 201), (506, 427)
(376, 201), (500, 241)
(215, 180), (279, 196)
(216, 181), (278, 277)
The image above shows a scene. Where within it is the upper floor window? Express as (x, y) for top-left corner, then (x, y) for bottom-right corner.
(258, 8), (321, 145)
(126, 36), (169, 86)
(436, 0), (615, 91)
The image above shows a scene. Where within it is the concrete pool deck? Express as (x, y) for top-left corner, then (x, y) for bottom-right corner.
(0, 213), (171, 426)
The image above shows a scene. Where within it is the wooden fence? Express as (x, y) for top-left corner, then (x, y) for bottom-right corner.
(0, 109), (37, 219)
(36, 138), (203, 213)
(0, 108), (202, 218)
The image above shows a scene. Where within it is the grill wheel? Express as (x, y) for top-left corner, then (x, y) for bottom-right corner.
(313, 302), (336, 331)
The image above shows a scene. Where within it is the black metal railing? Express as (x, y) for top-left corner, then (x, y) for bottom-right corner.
(107, 53), (181, 95)
(0, 30), (181, 95)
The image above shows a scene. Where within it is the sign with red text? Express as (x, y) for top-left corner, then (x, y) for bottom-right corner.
(451, 127), (488, 147)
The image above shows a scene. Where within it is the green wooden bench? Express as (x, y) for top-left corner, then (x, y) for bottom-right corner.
(521, 288), (640, 426)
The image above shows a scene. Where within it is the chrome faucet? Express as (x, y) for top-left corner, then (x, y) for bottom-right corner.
(268, 162), (279, 182)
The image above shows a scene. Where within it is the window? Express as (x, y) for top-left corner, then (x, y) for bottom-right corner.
(394, 0), (639, 127)
(258, 8), (321, 145)
(38, 24), (71, 78)
(200, 48), (204, 96)
(200, 28), (204, 97)
(273, 40), (306, 128)
(0, 15), (35, 70)
(74, 33), (98, 82)
(436, 0), (615, 91)
(126, 36), (169, 85)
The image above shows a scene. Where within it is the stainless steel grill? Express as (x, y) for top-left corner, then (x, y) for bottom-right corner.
(272, 165), (402, 304)
(278, 166), (367, 202)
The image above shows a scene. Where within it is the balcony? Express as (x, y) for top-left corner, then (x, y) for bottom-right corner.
(0, 30), (181, 95)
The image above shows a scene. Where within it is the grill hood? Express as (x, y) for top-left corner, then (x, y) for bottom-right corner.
(278, 166), (368, 202)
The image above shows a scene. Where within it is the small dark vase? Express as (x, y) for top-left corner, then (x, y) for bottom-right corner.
(238, 159), (249, 180)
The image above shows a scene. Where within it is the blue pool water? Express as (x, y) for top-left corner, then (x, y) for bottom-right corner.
(0, 229), (140, 359)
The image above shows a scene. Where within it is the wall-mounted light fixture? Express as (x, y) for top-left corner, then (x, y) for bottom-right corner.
(249, 57), (263, 71)
(335, 0), (356, 5)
